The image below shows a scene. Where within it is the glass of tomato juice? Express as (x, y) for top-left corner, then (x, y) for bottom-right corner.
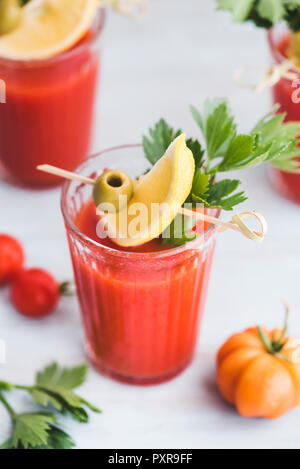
(268, 24), (300, 204)
(61, 146), (219, 385)
(0, 10), (105, 188)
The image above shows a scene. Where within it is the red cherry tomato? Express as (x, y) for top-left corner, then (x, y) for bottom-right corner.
(0, 234), (25, 285)
(10, 268), (59, 318)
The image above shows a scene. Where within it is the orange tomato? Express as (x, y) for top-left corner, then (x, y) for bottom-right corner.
(217, 309), (300, 419)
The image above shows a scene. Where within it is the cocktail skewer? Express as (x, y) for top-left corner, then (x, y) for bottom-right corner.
(37, 164), (267, 242)
(38, 164), (95, 185)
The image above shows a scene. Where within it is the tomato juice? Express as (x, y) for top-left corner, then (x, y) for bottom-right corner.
(61, 147), (218, 385)
(0, 11), (105, 188)
(268, 27), (300, 204)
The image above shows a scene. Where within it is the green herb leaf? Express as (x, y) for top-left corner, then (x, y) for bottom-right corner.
(191, 99), (236, 164)
(186, 138), (205, 168)
(162, 212), (197, 247)
(206, 179), (247, 210)
(11, 413), (57, 449)
(0, 362), (101, 450)
(216, 0), (256, 22)
(31, 389), (63, 411)
(191, 179), (247, 211)
(80, 398), (102, 414)
(258, 0), (285, 24)
(26, 426), (76, 450)
(36, 362), (87, 390)
(0, 381), (13, 392)
(143, 98), (300, 246)
(142, 119), (182, 165)
(285, 3), (300, 32)
(30, 362), (101, 422)
(1, 425), (75, 450)
(271, 156), (300, 172)
(193, 100), (300, 173)
(251, 107), (300, 171)
(191, 169), (210, 198)
(217, 134), (256, 171)
(216, 0), (300, 31)
(36, 426), (75, 449)
(0, 438), (14, 449)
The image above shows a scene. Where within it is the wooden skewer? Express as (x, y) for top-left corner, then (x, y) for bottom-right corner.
(180, 208), (267, 242)
(37, 164), (267, 243)
(234, 61), (299, 94)
(37, 165), (95, 185)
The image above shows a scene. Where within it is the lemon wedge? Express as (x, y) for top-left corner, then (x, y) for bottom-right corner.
(100, 134), (195, 247)
(0, 0), (99, 60)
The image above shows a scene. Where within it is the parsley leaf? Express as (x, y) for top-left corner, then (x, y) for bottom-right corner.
(285, 4), (300, 32)
(36, 362), (87, 390)
(186, 138), (205, 168)
(215, 134), (256, 171)
(0, 362), (101, 450)
(30, 362), (101, 423)
(191, 100), (300, 173)
(143, 119), (206, 169)
(142, 119), (182, 165)
(191, 99), (236, 165)
(191, 170), (210, 198)
(35, 426), (75, 450)
(1, 424), (75, 450)
(0, 381), (13, 392)
(191, 178), (247, 210)
(216, 0), (300, 32)
(143, 98), (300, 246)
(250, 106), (300, 171)
(216, 0), (256, 22)
(258, 0), (285, 24)
(2, 413), (57, 450)
(205, 180), (247, 210)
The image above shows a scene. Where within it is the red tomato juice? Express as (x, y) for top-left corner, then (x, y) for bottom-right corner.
(0, 13), (104, 187)
(269, 32), (300, 203)
(68, 199), (217, 385)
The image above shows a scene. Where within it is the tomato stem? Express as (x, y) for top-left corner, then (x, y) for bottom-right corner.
(257, 303), (290, 357)
(59, 281), (76, 297)
(257, 326), (272, 354)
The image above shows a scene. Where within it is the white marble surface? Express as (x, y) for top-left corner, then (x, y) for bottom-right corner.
(1, 0), (300, 450)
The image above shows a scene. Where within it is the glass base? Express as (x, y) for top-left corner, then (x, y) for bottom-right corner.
(86, 345), (193, 386)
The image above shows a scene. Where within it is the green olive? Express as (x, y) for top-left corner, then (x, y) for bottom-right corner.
(0, 0), (23, 35)
(93, 169), (134, 213)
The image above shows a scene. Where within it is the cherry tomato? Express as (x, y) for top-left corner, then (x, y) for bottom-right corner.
(0, 234), (24, 285)
(10, 268), (59, 318)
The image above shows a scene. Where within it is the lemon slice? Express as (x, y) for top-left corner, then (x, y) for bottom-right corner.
(100, 134), (195, 247)
(0, 0), (99, 60)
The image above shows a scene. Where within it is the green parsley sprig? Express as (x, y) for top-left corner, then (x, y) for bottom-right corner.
(143, 98), (300, 246)
(216, 0), (300, 32)
(0, 362), (101, 450)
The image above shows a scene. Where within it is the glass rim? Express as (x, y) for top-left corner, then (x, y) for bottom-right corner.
(0, 8), (105, 68)
(61, 145), (221, 258)
(267, 26), (300, 73)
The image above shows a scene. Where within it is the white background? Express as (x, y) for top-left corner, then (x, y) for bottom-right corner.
(1, 0), (300, 450)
